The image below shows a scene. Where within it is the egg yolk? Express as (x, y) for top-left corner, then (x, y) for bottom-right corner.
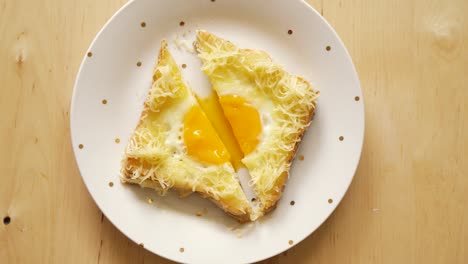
(219, 95), (262, 155)
(184, 104), (231, 165)
(197, 93), (245, 170)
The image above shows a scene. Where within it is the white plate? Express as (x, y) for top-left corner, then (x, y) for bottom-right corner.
(70, 0), (364, 263)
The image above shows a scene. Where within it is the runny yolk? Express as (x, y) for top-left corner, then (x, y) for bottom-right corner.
(219, 95), (261, 155)
(197, 93), (244, 170)
(183, 104), (231, 165)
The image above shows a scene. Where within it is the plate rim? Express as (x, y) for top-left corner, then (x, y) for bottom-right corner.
(70, 0), (365, 262)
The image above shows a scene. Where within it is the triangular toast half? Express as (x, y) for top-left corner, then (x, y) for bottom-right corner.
(195, 31), (319, 217)
(121, 41), (251, 222)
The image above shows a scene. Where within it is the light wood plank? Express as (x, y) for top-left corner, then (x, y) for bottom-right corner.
(1, 0), (466, 263)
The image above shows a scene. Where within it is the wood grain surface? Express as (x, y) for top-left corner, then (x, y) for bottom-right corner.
(1, 0), (467, 263)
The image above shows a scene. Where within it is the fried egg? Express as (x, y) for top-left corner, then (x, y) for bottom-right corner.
(121, 41), (251, 221)
(196, 31), (319, 217)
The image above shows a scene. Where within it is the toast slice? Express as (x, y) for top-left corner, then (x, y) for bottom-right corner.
(121, 40), (251, 222)
(195, 31), (319, 218)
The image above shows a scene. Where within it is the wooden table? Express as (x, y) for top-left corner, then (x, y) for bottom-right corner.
(1, 0), (467, 263)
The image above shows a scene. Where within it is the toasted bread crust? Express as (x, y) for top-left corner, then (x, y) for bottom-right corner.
(121, 41), (251, 222)
(122, 169), (251, 223)
(259, 91), (316, 213)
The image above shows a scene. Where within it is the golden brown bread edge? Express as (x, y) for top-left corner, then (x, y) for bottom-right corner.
(121, 159), (251, 222)
(259, 91), (316, 215)
(194, 31), (317, 217)
(120, 40), (251, 223)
